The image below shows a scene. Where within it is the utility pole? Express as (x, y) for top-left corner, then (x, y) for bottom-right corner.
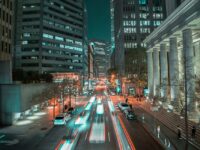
(184, 51), (188, 150)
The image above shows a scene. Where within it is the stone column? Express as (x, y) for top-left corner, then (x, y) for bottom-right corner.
(169, 37), (181, 112)
(194, 42), (200, 78)
(182, 28), (198, 116)
(160, 43), (169, 105)
(147, 50), (154, 99)
(153, 48), (160, 98)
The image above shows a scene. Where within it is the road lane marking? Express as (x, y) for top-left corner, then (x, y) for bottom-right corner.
(85, 131), (88, 141)
(108, 132), (110, 142)
(118, 116), (136, 150)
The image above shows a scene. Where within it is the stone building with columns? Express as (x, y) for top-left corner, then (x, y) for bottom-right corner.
(144, 0), (200, 120)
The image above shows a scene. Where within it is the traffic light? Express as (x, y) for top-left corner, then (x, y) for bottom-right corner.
(116, 86), (121, 93)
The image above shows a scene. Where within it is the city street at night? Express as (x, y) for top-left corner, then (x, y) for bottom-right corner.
(1, 0), (200, 149)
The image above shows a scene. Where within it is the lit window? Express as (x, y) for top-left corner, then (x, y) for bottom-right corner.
(22, 41), (28, 45)
(55, 36), (64, 41)
(23, 33), (30, 37)
(43, 33), (53, 39)
(139, 0), (147, 5)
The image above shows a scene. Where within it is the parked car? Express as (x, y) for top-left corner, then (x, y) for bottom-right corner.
(118, 102), (131, 111)
(54, 114), (71, 125)
(124, 110), (137, 120)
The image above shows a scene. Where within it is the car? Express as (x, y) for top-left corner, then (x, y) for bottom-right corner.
(124, 110), (137, 120)
(118, 102), (131, 111)
(55, 129), (80, 150)
(54, 114), (71, 125)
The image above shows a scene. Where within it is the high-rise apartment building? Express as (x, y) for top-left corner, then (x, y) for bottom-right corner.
(112, 0), (166, 76)
(13, 0), (85, 74)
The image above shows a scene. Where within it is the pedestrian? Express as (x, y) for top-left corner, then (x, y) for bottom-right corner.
(177, 125), (182, 139)
(157, 125), (160, 138)
(191, 126), (196, 139)
(125, 98), (128, 103)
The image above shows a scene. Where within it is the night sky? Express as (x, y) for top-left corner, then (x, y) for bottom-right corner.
(85, 0), (111, 42)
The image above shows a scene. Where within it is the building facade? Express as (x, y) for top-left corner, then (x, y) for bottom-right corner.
(0, 0), (13, 84)
(0, 0), (13, 61)
(113, 0), (166, 76)
(90, 40), (111, 78)
(88, 43), (94, 79)
(13, 0), (85, 74)
(145, 0), (200, 120)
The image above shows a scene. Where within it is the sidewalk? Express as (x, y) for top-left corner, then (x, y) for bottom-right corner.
(115, 95), (200, 150)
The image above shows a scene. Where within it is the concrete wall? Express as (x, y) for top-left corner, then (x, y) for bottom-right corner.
(0, 83), (51, 125)
(0, 61), (12, 84)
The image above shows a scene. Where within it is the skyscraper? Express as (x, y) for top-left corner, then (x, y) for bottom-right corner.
(112, 0), (166, 76)
(13, 0), (86, 74)
(90, 40), (111, 78)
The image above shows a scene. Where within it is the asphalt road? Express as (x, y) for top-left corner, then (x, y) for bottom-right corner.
(111, 95), (164, 150)
(75, 92), (119, 150)
(117, 110), (164, 150)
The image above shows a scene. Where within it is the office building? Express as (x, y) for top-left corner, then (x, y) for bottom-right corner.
(13, 0), (85, 74)
(90, 40), (111, 78)
(0, 0), (13, 61)
(112, 0), (166, 76)
(0, 0), (13, 84)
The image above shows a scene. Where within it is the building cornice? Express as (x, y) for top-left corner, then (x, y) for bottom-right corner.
(144, 0), (200, 47)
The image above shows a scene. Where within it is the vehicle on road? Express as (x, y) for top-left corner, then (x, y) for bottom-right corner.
(55, 129), (80, 150)
(54, 114), (71, 125)
(118, 102), (131, 111)
(124, 110), (137, 120)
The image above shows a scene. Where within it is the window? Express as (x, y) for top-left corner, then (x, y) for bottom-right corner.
(139, 0), (147, 5)
(55, 36), (64, 41)
(43, 33), (53, 39)
(22, 41), (28, 45)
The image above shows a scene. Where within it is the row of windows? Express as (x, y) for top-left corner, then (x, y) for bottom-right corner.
(43, 19), (82, 34)
(42, 41), (83, 52)
(124, 42), (138, 49)
(42, 33), (82, 45)
(123, 20), (136, 26)
(1, 41), (11, 53)
(21, 56), (82, 63)
(21, 63), (83, 70)
(123, 13), (135, 19)
(124, 27), (136, 33)
(2, 25), (11, 38)
(43, 26), (83, 40)
(124, 13), (163, 20)
(140, 27), (151, 33)
(0, 8), (12, 24)
(22, 3), (40, 9)
(1, 0), (12, 10)
(46, 4), (83, 23)
(22, 40), (39, 45)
